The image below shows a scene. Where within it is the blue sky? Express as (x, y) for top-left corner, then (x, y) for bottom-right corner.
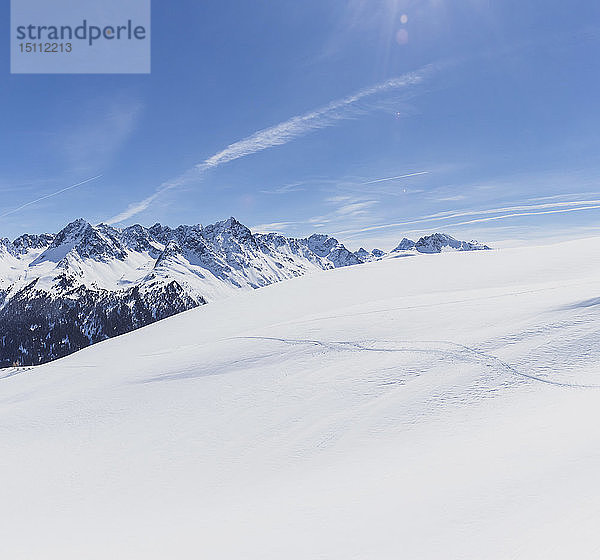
(2, 0), (600, 249)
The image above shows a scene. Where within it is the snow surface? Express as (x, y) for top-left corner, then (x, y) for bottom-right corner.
(2, 237), (600, 559)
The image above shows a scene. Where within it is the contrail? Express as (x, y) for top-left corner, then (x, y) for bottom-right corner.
(106, 65), (436, 225)
(442, 204), (600, 228)
(196, 68), (431, 173)
(0, 175), (102, 219)
(363, 171), (429, 184)
(336, 198), (600, 235)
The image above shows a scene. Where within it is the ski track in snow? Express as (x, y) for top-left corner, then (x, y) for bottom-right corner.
(234, 336), (600, 389)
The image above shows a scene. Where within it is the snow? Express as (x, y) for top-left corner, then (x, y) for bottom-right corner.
(2, 237), (600, 558)
(0, 218), (360, 311)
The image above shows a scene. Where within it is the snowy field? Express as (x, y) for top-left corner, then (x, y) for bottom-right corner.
(2, 237), (600, 559)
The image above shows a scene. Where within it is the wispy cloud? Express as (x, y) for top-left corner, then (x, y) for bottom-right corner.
(251, 221), (298, 233)
(362, 171), (430, 184)
(335, 198), (600, 236)
(336, 200), (378, 216)
(259, 182), (306, 195)
(280, 193), (381, 234)
(440, 204), (600, 228)
(196, 70), (428, 171)
(421, 198), (600, 222)
(106, 65), (435, 225)
(433, 194), (467, 202)
(526, 192), (600, 203)
(0, 175), (102, 219)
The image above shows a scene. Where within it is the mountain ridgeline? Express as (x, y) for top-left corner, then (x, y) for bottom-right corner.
(0, 217), (490, 366)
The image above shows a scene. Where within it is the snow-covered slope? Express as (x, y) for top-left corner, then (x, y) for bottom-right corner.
(1, 237), (600, 559)
(0, 218), (489, 366)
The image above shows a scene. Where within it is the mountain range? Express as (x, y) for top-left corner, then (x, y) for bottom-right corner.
(0, 217), (490, 366)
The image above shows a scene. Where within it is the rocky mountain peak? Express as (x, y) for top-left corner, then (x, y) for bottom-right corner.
(414, 233), (490, 253)
(34, 219), (127, 265)
(12, 233), (54, 255)
(392, 238), (417, 251)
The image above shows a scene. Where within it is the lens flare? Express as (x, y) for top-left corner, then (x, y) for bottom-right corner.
(396, 28), (409, 45)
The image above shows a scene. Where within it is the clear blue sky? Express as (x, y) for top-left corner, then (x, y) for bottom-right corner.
(2, 1), (600, 249)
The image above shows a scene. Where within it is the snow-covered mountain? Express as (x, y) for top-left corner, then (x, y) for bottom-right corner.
(0, 217), (490, 366)
(392, 237), (417, 251)
(392, 233), (490, 254)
